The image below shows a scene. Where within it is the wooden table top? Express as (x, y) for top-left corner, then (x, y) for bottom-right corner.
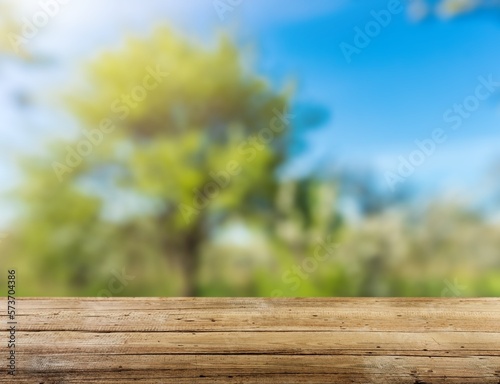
(1, 298), (499, 383)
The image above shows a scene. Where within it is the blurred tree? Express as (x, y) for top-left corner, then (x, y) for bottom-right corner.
(5, 6), (499, 298)
(8, 28), (290, 296)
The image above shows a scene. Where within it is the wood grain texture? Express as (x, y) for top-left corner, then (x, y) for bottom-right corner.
(1, 298), (500, 383)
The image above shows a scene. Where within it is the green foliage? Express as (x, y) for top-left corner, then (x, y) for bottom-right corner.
(2, 25), (499, 298)
(4, 28), (290, 296)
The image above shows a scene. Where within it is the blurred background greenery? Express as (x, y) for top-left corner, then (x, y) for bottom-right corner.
(1, 0), (500, 297)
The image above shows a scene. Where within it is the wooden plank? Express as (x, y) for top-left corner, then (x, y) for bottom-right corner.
(1, 298), (499, 383)
(5, 298), (500, 332)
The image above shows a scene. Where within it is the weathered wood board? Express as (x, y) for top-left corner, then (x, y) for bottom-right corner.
(1, 298), (499, 383)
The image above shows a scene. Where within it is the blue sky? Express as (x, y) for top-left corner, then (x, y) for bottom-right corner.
(246, 1), (500, 187)
(1, 0), (500, 226)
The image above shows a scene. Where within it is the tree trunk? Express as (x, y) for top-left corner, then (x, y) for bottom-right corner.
(182, 231), (200, 297)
